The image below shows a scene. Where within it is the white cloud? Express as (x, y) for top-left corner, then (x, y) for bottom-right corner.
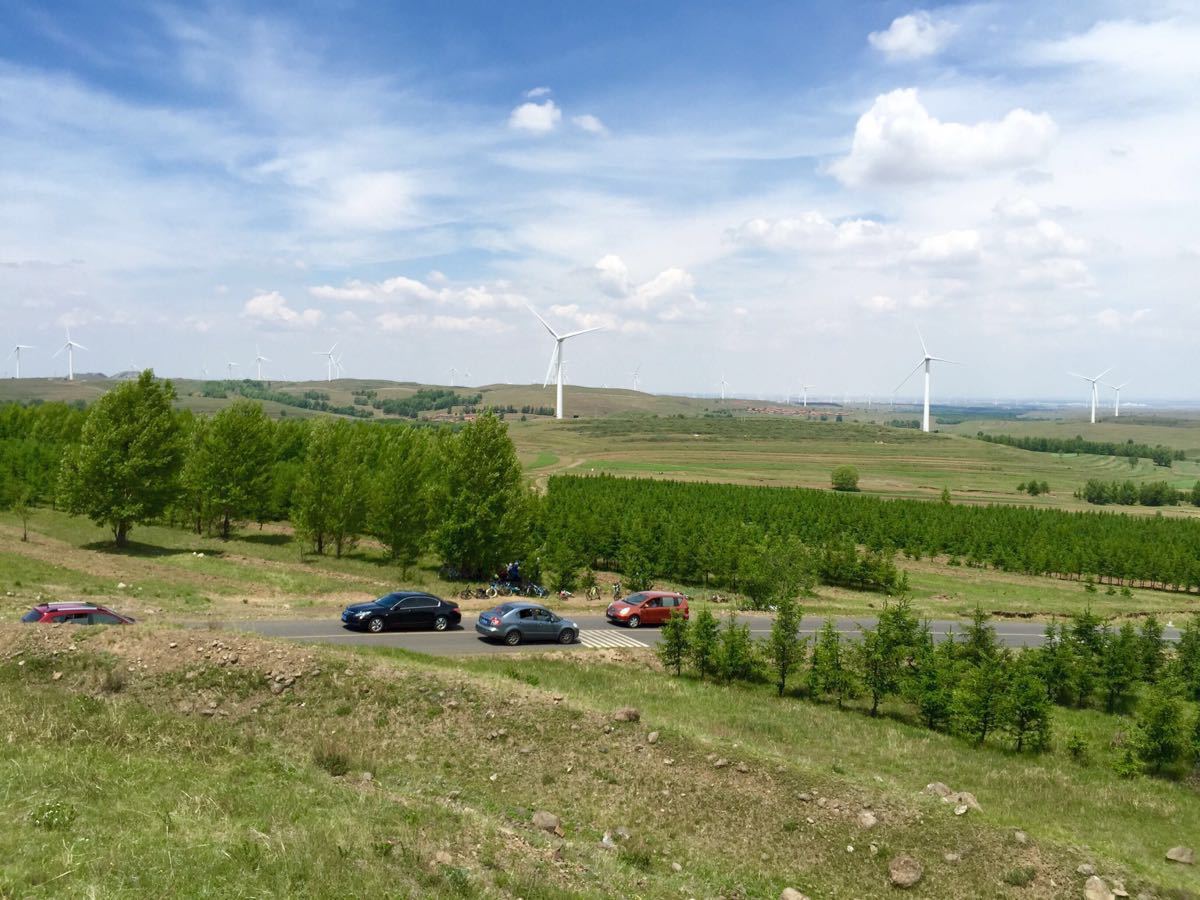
(525, 86), (552, 98)
(320, 171), (412, 231)
(594, 254), (631, 296)
(868, 11), (957, 61)
(726, 212), (896, 253)
(1032, 19), (1200, 85)
(587, 255), (703, 322)
(1017, 258), (1092, 289)
(508, 100), (562, 134)
(862, 294), (897, 312)
(993, 196), (1043, 223)
(1003, 219), (1087, 258)
(242, 291), (323, 327)
(572, 114), (608, 135)
(1096, 307), (1151, 330)
(310, 274), (524, 310)
(830, 89), (1056, 186)
(908, 229), (982, 265)
(376, 312), (506, 332)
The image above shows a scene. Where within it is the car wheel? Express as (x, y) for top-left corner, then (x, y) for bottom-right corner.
(558, 628), (576, 644)
(504, 629), (522, 646)
(627, 615), (641, 629)
(367, 617), (384, 634)
(434, 615), (449, 632)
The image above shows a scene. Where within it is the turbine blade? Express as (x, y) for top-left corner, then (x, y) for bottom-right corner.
(1093, 367), (1112, 381)
(543, 343), (559, 388)
(894, 358), (925, 393)
(73, 342), (88, 351)
(916, 326), (929, 359)
(1067, 372), (1091, 382)
(928, 356), (961, 365)
(526, 304), (560, 340)
(560, 325), (603, 340)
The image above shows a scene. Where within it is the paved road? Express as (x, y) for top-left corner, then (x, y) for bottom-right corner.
(235, 614), (1180, 657)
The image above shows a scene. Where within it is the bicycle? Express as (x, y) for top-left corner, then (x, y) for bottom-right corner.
(585, 585), (601, 602)
(611, 582), (622, 602)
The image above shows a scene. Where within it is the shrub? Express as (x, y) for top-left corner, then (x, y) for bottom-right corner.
(312, 740), (352, 777)
(29, 800), (77, 831)
(1002, 866), (1036, 887)
(1065, 731), (1090, 765)
(831, 465), (859, 492)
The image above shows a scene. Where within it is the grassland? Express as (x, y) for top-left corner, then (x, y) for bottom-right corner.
(3, 623), (1197, 898)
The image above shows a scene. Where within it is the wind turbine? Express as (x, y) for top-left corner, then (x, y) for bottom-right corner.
(333, 354), (345, 379)
(449, 367), (456, 387)
(719, 375), (728, 402)
(201, 365), (209, 380)
(895, 328), (958, 433)
(528, 305), (602, 420)
(631, 365), (641, 393)
(1069, 368), (1112, 424)
(800, 383), (814, 407)
(1103, 380), (1129, 418)
(255, 345), (270, 381)
(313, 343), (338, 382)
(227, 361), (240, 379)
(7, 344), (33, 378)
(52, 330), (86, 381)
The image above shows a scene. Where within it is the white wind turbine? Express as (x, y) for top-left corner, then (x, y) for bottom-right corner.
(227, 361), (240, 379)
(799, 383), (815, 407)
(8, 344), (33, 378)
(719, 375), (729, 402)
(333, 354), (345, 379)
(255, 345), (270, 381)
(631, 365), (641, 392)
(1069, 368), (1112, 424)
(53, 330), (87, 381)
(1103, 379), (1129, 418)
(449, 367), (456, 387)
(313, 343), (338, 382)
(895, 328), (958, 433)
(528, 305), (602, 420)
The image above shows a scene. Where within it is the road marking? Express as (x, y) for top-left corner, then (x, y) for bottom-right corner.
(579, 631), (649, 649)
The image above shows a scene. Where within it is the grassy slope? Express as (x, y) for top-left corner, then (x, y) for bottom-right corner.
(3, 624), (1196, 898)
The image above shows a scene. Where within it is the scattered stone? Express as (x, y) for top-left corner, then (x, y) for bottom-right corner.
(943, 852), (961, 864)
(1166, 846), (1195, 865)
(434, 850), (452, 866)
(532, 810), (564, 837)
(846, 845), (854, 854)
(168, 642), (177, 649)
(1077, 864), (1096, 876)
(949, 791), (982, 813)
(888, 854), (923, 888)
(117, 582), (127, 589)
(858, 810), (878, 830)
(869, 843), (879, 857)
(614, 826), (631, 841)
(817, 797), (828, 808)
(712, 758), (729, 769)
(923, 782), (953, 799)
(735, 763), (750, 774)
(613, 707), (640, 722)
(1014, 830), (1029, 845)
(447, 790), (462, 800)
(670, 862), (682, 873)
(647, 731), (659, 744)
(797, 792), (812, 803)
(360, 772), (373, 784)
(780, 890), (811, 900)
(599, 832), (617, 850)
(51, 671), (62, 681)
(1084, 875), (1114, 900)
(954, 805), (969, 816)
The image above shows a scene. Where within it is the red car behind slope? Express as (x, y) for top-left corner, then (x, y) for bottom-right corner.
(21, 602), (134, 625)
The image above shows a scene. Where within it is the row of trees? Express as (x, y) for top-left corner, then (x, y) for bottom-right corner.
(1078, 478), (1197, 508)
(977, 432), (1184, 468)
(658, 601), (1200, 775)
(543, 474), (1200, 593)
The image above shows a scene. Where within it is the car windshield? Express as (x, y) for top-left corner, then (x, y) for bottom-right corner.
(622, 592), (649, 606)
(20, 609), (41, 623)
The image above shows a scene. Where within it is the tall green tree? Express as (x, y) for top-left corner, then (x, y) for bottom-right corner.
(764, 596), (805, 696)
(1138, 615), (1165, 681)
(809, 619), (855, 707)
(1132, 685), (1186, 774)
(188, 401), (275, 539)
(657, 609), (691, 676)
(715, 613), (757, 684)
(1000, 656), (1052, 752)
(959, 604), (1000, 665)
(58, 371), (183, 546)
(366, 426), (432, 572)
(432, 412), (531, 577)
(292, 419), (366, 557)
(953, 655), (1010, 744)
(1098, 623), (1140, 714)
(688, 607), (720, 680)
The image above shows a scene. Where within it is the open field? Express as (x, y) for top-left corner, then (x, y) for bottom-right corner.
(3, 623), (1198, 898)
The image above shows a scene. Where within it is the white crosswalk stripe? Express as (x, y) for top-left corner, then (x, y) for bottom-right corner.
(578, 630), (649, 649)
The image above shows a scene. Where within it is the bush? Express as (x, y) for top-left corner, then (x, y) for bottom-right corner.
(312, 740), (353, 777)
(1065, 731), (1090, 765)
(29, 800), (77, 830)
(831, 465), (859, 492)
(1002, 866), (1036, 887)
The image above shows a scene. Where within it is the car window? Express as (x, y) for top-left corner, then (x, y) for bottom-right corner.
(624, 592), (648, 606)
(663, 597), (677, 608)
(533, 609), (552, 621)
(59, 612), (89, 624)
(89, 613), (123, 625)
(519, 608), (534, 619)
(21, 609), (42, 623)
(646, 598), (661, 608)
(409, 597), (437, 608)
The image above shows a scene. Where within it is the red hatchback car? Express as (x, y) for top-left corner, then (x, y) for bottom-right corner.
(606, 591), (689, 628)
(20, 602), (134, 626)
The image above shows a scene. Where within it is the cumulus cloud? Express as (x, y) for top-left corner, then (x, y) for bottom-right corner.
(242, 291), (323, 327)
(593, 254), (631, 296)
(908, 229), (982, 265)
(588, 255), (703, 321)
(310, 274), (524, 310)
(868, 11), (957, 61)
(830, 89), (1056, 186)
(862, 294), (898, 312)
(1032, 19), (1200, 85)
(1017, 257), (1092, 289)
(525, 86), (552, 98)
(1095, 307), (1151, 330)
(376, 312), (505, 332)
(726, 212), (896, 253)
(320, 170), (412, 230)
(508, 100), (562, 133)
(572, 114), (608, 135)
(1003, 219), (1087, 258)
(993, 196), (1043, 223)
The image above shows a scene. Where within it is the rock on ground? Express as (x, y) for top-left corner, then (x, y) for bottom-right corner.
(1084, 875), (1115, 900)
(531, 811), (564, 836)
(888, 855), (923, 888)
(857, 810), (878, 830)
(613, 707), (640, 722)
(1166, 846), (1195, 865)
(780, 890), (811, 900)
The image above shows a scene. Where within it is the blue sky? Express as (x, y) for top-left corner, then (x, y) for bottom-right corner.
(2, 2), (1198, 402)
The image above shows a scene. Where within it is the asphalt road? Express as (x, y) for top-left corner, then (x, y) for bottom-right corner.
(234, 614), (1181, 657)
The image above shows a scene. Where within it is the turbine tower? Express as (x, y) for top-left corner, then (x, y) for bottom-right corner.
(227, 361), (239, 379)
(1069, 368), (1112, 424)
(8, 344), (33, 378)
(720, 375), (728, 402)
(449, 367), (456, 387)
(255, 345), (270, 381)
(1104, 380), (1129, 418)
(313, 343), (338, 382)
(52, 330), (87, 381)
(528, 305), (602, 420)
(895, 328), (958, 433)
(800, 383), (814, 407)
(631, 365), (641, 392)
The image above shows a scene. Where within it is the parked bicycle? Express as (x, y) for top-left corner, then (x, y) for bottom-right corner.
(585, 585), (601, 602)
